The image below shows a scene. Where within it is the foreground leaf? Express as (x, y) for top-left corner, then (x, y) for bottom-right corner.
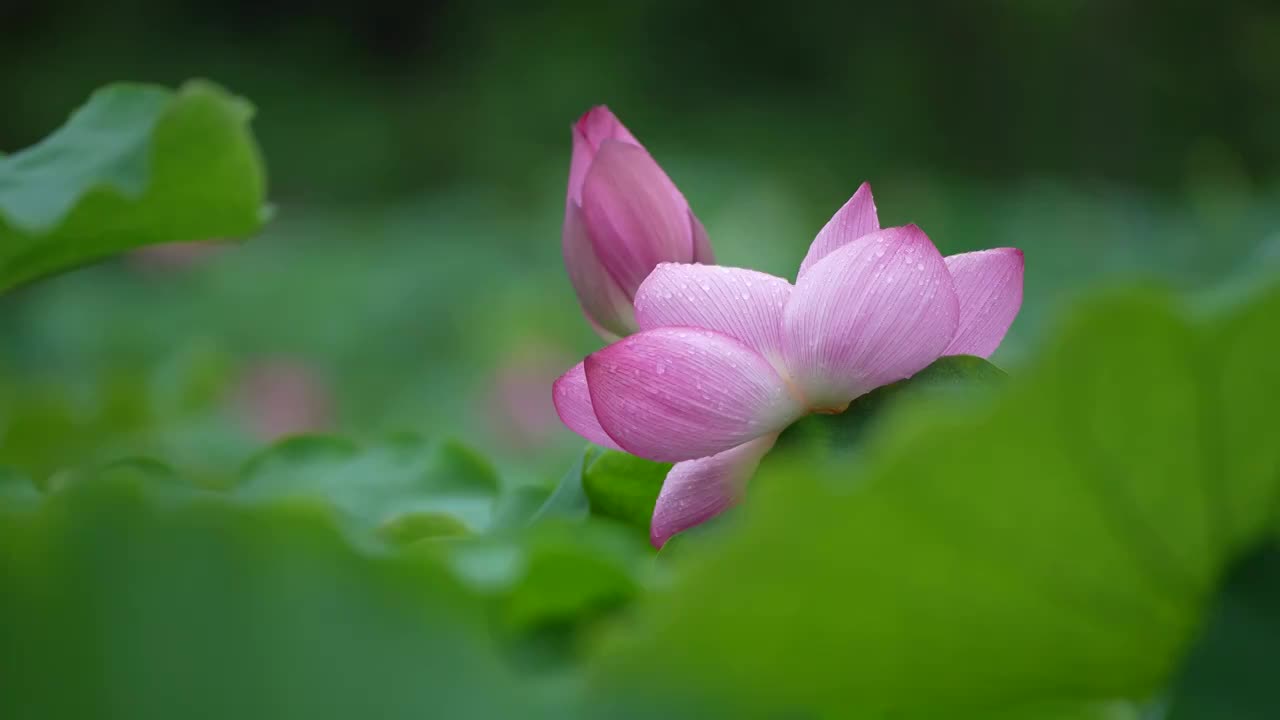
(0, 80), (267, 291)
(531, 445), (598, 523)
(236, 434), (501, 543)
(0, 468), (40, 510)
(440, 517), (651, 639)
(583, 450), (671, 531)
(1167, 543), (1280, 719)
(0, 474), (529, 719)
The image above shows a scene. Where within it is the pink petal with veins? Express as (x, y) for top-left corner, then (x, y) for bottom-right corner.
(782, 225), (959, 410)
(634, 263), (793, 365)
(585, 328), (803, 462)
(563, 203), (639, 338)
(568, 106), (641, 205)
(650, 433), (779, 548)
(797, 182), (879, 280)
(580, 141), (695, 294)
(944, 248), (1025, 358)
(551, 362), (623, 451)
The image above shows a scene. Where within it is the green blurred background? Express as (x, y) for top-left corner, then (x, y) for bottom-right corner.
(2, 0), (1278, 487)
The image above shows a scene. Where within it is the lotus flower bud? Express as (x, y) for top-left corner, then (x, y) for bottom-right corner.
(563, 107), (713, 340)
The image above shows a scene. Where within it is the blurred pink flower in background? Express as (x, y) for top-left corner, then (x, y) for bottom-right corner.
(129, 240), (225, 272)
(487, 343), (576, 454)
(563, 106), (714, 340)
(555, 183), (1024, 546)
(234, 358), (334, 441)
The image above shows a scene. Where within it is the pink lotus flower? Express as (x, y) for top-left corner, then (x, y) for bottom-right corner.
(553, 184), (1024, 546)
(485, 342), (575, 454)
(235, 358), (334, 441)
(130, 240), (224, 271)
(564, 106), (714, 340)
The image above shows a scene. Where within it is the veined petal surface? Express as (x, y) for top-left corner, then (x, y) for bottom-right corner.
(943, 248), (1025, 358)
(585, 328), (803, 462)
(580, 141), (695, 294)
(782, 225), (959, 410)
(797, 182), (879, 280)
(552, 361), (623, 451)
(635, 263), (793, 364)
(650, 433), (779, 548)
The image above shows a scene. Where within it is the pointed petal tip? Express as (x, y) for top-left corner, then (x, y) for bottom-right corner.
(784, 223), (959, 407)
(853, 181), (875, 204)
(574, 107), (640, 151)
(575, 105), (611, 131)
(797, 183), (882, 279)
(943, 247), (1026, 358)
(551, 361), (623, 451)
(648, 434), (780, 547)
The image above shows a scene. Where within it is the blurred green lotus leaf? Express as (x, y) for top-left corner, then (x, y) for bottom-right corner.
(532, 445), (598, 523)
(0, 467), (40, 511)
(236, 434), (501, 541)
(0, 473), (529, 720)
(0, 80), (267, 291)
(436, 516), (652, 646)
(583, 450), (671, 532)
